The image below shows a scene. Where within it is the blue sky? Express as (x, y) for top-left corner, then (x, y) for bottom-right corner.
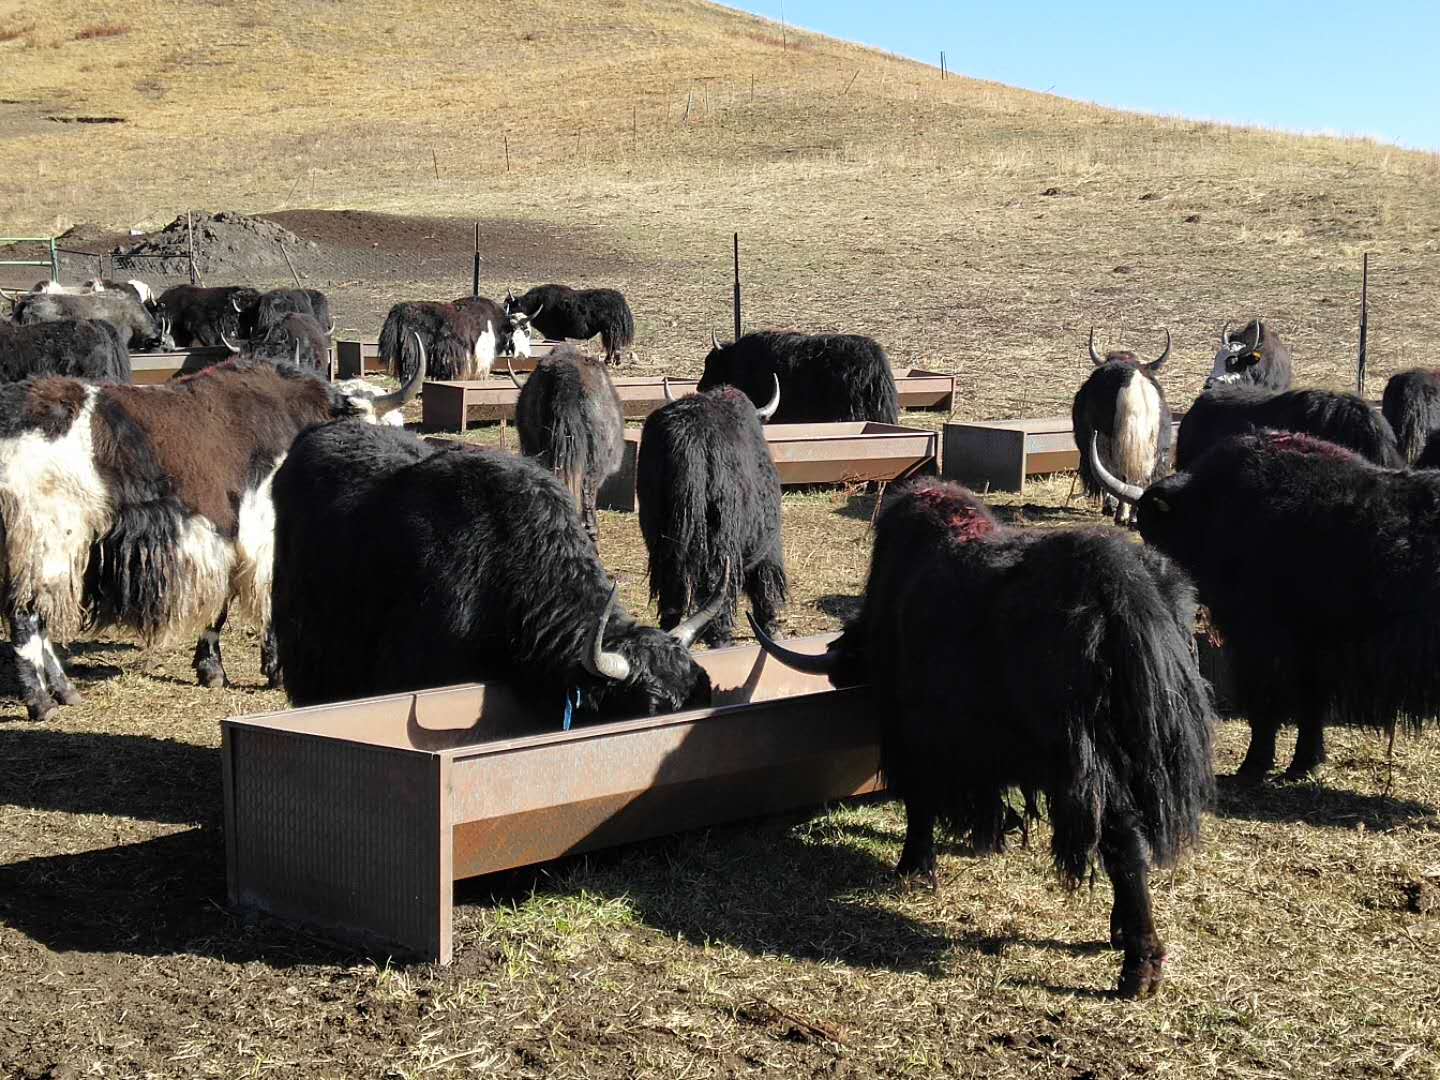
(728, 2), (1440, 152)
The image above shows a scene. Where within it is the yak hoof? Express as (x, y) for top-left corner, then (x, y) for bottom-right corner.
(56, 686), (84, 707)
(1282, 763), (1321, 783)
(894, 863), (939, 893)
(1117, 951), (1165, 1000)
(28, 701), (60, 723)
(1232, 764), (1272, 786)
(1109, 910), (1124, 951)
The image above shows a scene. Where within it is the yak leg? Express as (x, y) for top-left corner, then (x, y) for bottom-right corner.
(895, 790), (940, 890)
(1236, 715), (1280, 782)
(193, 603), (229, 689)
(260, 621), (281, 690)
(1286, 717), (1328, 781)
(1101, 810), (1165, 999)
(37, 616), (81, 707)
(7, 604), (59, 722)
(744, 559), (786, 640)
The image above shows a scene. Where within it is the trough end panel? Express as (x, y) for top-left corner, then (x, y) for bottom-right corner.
(942, 423), (1026, 493)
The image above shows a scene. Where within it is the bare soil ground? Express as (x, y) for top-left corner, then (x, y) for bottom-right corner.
(3, 1), (1440, 1076)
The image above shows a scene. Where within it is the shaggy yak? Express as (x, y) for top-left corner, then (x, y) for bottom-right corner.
(1381, 369), (1440, 464)
(0, 319), (131, 383)
(751, 477), (1215, 999)
(1072, 327), (1172, 524)
(1204, 319), (1293, 391)
(270, 423), (725, 719)
(637, 379), (785, 645)
(1175, 386), (1402, 470)
(509, 345), (625, 542)
(505, 284), (635, 365)
(697, 330), (899, 425)
(1093, 430), (1440, 781)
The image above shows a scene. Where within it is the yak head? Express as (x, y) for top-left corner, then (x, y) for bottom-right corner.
(1205, 319), (1265, 388)
(579, 579), (725, 718)
(1088, 327), (1170, 376)
(501, 306), (538, 357)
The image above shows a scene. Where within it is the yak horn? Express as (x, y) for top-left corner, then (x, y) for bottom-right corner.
(663, 376), (676, 403)
(748, 611), (837, 675)
(506, 354), (525, 390)
(583, 582), (632, 682)
(1149, 327), (1172, 370)
(0, 287), (18, 301)
(232, 296), (244, 313)
(1088, 327), (1105, 366)
(370, 332), (426, 416)
(326, 317), (336, 337)
(221, 332), (241, 353)
(1250, 319), (1264, 352)
(755, 373), (781, 421)
(1088, 433), (1145, 504)
(670, 560), (731, 648)
(293, 340), (301, 365)
(710, 330), (721, 351)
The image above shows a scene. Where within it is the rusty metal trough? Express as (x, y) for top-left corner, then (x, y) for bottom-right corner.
(222, 635), (879, 963)
(422, 375), (700, 431)
(335, 339), (560, 380)
(129, 345), (338, 383)
(597, 421), (940, 512)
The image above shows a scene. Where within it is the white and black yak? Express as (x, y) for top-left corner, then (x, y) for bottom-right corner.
(15, 289), (173, 353)
(638, 380), (785, 646)
(1093, 430), (1440, 782)
(1204, 319), (1293, 391)
(1072, 328), (1172, 524)
(505, 284), (634, 365)
(697, 330), (899, 425)
(379, 295), (530, 383)
(750, 477), (1215, 999)
(1175, 386), (1401, 470)
(0, 319), (131, 383)
(0, 346), (423, 721)
(270, 423), (725, 718)
(156, 285), (262, 347)
(1381, 369), (1440, 464)
(509, 345), (624, 543)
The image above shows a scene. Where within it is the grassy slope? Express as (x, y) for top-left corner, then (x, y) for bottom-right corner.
(4, 0), (1439, 410)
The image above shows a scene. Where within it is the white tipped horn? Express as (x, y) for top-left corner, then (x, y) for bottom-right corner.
(755, 373), (781, 422)
(663, 376), (676, 403)
(1088, 433), (1145, 504)
(1088, 327), (1106, 365)
(221, 332), (241, 354)
(710, 330), (721, 351)
(370, 333), (426, 416)
(670, 560), (731, 648)
(582, 582), (632, 682)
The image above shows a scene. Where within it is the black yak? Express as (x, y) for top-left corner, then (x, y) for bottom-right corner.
(0, 345), (423, 721)
(379, 295), (530, 383)
(227, 312), (331, 373)
(156, 285), (262, 347)
(270, 422), (725, 717)
(16, 289), (173, 352)
(697, 331), (899, 425)
(505, 284), (634, 365)
(1205, 319), (1293, 391)
(1381, 369), (1440, 464)
(252, 288), (332, 341)
(0, 319), (131, 383)
(1073, 328), (1172, 524)
(1175, 386), (1401, 470)
(509, 345), (625, 542)
(638, 380), (785, 646)
(1093, 430), (1440, 781)
(750, 477), (1215, 999)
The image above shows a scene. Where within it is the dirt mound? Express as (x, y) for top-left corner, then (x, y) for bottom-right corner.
(114, 211), (316, 277)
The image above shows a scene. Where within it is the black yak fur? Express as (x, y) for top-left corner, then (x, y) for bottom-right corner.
(507, 284), (635, 364)
(1418, 430), (1440, 470)
(1073, 337), (1171, 524)
(514, 345), (624, 542)
(697, 331), (899, 425)
(0, 319), (131, 382)
(156, 285), (261, 347)
(16, 289), (172, 352)
(638, 386), (787, 646)
(1205, 319), (1293, 391)
(271, 422), (717, 720)
(379, 296), (519, 383)
(248, 312), (330, 373)
(769, 478), (1213, 998)
(1381, 369), (1440, 464)
(1175, 386), (1401, 471)
(252, 289), (332, 341)
(1137, 430), (1440, 781)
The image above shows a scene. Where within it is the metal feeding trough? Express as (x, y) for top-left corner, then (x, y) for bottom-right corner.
(422, 376), (700, 432)
(598, 422), (940, 512)
(942, 414), (1185, 494)
(129, 347), (233, 384)
(222, 635), (880, 963)
(893, 368), (958, 412)
(335, 340), (561, 380)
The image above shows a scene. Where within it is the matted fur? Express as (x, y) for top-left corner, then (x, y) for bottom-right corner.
(697, 331), (899, 425)
(829, 478), (1215, 884)
(1381, 369), (1440, 464)
(637, 386), (787, 645)
(271, 422), (714, 720)
(0, 319), (131, 384)
(1073, 361), (1171, 504)
(1176, 387), (1401, 470)
(506, 284), (635, 364)
(379, 297), (512, 382)
(16, 289), (170, 352)
(1138, 431), (1440, 776)
(156, 285), (260, 347)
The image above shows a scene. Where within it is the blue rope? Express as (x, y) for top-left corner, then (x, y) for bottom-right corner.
(562, 686), (582, 731)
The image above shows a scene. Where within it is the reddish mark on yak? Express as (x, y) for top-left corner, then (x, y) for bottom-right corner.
(911, 483), (998, 543)
(1261, 431), (1357, 461)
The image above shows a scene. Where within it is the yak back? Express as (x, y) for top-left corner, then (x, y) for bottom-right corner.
(1177, 386), (1401, 471)
(697, 331), (898, 425)
(0, 319), (131, 383)
(515, 345), (624, 493)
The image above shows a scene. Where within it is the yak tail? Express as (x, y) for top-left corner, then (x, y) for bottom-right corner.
(378, 308), (407, 379)
(1048, 547), (1216, 887)
(601, 299), (636, 357)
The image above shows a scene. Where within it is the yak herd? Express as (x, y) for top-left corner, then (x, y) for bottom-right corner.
(6, 270), (1440, 1000)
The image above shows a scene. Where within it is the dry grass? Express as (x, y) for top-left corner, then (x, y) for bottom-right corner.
(3, 2), (1440, 1076)
(71, 22), (129, 41)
